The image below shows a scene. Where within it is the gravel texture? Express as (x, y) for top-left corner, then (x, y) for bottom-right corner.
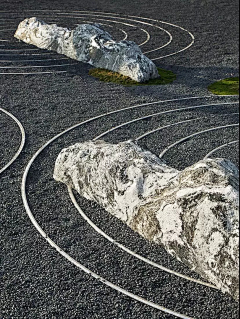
(0, 0), (239, 318)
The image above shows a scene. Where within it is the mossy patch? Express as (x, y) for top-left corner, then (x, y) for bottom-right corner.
(89, 67), (176, 86)
(208, 77), (239, 96)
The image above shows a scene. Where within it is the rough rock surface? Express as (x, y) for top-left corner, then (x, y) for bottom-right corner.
(53, 140), (239, 301)
(14, 17), (160, 82)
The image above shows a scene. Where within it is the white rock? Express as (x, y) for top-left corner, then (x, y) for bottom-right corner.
(14, 17), (160, 82)
(53, 140), (239, 301)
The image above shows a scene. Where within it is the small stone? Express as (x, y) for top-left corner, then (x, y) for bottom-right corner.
(54, 140), (239, 301)
(14, 17), (160, 82)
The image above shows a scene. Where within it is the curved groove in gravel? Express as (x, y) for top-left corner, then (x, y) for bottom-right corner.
(0, 107), (25, 174)
(136, 112), (239, 141)
(159, 123), (239, 159)
(205, 140), (239, 159)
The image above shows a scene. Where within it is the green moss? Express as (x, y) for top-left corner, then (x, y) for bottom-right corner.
(89, 67), (176, 86)
(208, 77), (239, 96)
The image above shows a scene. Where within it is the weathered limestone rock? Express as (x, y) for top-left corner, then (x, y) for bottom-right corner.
(53, 140), (239, 301)
(14, 17), (160, 82)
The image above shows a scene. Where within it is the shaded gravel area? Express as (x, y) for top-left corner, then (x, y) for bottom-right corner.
(0, 0), (239, 318)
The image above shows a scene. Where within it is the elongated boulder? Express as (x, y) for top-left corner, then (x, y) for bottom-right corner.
(53, 140), (239, 300)
(14, 17), (160, 82)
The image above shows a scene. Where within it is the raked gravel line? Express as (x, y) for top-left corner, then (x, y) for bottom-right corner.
(0, 107), (25, 174)
(159, 123), (239, 159)
(205, 140), (239, 159)
(135, 113), (239, 141)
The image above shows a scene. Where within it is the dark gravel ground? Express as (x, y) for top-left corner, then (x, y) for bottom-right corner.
(0, 0), (239, 318)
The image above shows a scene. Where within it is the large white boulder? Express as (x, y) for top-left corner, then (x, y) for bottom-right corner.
(14, 17), (160, 82)
(54, 140), (239, 301)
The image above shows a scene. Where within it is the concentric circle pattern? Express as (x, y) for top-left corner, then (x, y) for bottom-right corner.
(0, 10), (194, 75)
(22, 95), (239, 319)
(1, 6), (239, 319)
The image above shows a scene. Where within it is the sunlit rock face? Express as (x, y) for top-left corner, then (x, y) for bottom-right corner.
(54, 141), (239, 300)
(14, 17), (160, 82)
(54, 140), (239, 301)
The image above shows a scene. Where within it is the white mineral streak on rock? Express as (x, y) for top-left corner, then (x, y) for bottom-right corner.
(53, 140), (239, 301)
(14, 17), (160, 82)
